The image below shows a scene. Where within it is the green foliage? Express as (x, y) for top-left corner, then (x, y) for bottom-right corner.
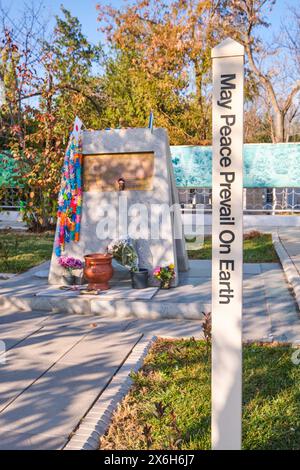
(43, 6), (104, 131)
(47, 6), (101, 83)
(99, 49), (200, 144)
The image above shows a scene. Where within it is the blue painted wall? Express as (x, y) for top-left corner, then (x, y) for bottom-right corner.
(170, 143), (300, 188)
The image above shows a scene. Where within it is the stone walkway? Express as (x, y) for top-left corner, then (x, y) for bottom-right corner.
(0, 309), (203, 450)
(278, 228), (300, 276)
(242, 262), (300, 343)
(1, 257), (300, 449)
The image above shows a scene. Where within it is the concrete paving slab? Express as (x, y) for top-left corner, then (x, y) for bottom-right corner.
(0, 323), (45, 352)
(6, 325), (90, 364)
(154, 283), (211, 303)
(0, 359), (50, 411)
(278, 244), (300, 256)
(267, 301), (300, 342)
(243, 296), (266, 307)
(179, 276), (211, 287)
(90, 298), (211, 319)
(264, 283), (293, 299)
(244, 263), (262, 274)
(289, 255), (300, 272)
(0, 331), (142, 441)
(260, 262), (283, 272)
(243, 298), (272, 341)
(261, 268), (288, 279)
(59, 329), (141, 365)
(0, 377), (98, 437)
(184, 260), (211, 277)
(5, 318), (132, 365)
(243, 278), (265, 291)
(179, 273), (210, 283)
(125, 319), (204, 339)
(0, 273), (16, 280)
(0, 310), (49, 325)
(36, 285), (159, 300)
(0, 431), (66, 450)
(41, 313), (129, 329)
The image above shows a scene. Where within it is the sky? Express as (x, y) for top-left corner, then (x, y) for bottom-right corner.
(1, 0), (299, 48)
(1, 0), (111, 46)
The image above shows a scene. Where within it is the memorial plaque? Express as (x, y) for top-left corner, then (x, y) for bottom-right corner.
(83, 152), (154, 192)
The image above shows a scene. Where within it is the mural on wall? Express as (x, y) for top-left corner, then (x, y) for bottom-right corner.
(0, 153), (22, 187)
(170, 143), (300, 188)
(1, 143), (300, 190)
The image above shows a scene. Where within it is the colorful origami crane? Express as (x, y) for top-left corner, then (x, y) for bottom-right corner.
(55, 119), (83, 256)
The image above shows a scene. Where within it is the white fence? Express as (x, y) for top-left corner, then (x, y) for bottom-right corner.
(0, 188), (22, 210)
(178, 187), (300, 214)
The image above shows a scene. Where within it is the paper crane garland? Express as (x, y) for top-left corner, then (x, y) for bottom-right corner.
(55, 125), (83, 257)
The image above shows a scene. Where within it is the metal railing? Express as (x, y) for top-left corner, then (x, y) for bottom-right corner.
(2, 187), (300, 214)
(0, 188), (22, 211)
(178, 188), (300, 214)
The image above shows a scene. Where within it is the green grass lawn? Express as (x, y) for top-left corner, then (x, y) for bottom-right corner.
(0, 230), (54, 273)
(188, 232), (278, 263)
(100, 338), (300, 450)
(0, 229), (277, 273)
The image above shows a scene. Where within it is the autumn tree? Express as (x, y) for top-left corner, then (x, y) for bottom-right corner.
(223, 0), (300, 142)
(97, 0), (224, 143)
(0, 1), (46, 152)
(280, 6), (300, 141)
(0, 4), (103, 230)
(0, 1), (52, 228)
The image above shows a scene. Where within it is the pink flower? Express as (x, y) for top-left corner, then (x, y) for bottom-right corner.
(58, 256), (83, 271)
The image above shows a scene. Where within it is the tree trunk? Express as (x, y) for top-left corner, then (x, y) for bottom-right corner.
(273, 110), (285, 143)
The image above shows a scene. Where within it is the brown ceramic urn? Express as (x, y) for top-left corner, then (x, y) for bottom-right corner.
(84, 253), (113, 290)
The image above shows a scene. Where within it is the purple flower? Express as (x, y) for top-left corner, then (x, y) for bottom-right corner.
(58, 256), (83, 271)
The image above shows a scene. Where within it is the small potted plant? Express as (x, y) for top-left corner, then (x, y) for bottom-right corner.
(107, 238), (148, 289)
(153, 264), (175, 289)
(58, 256), (84, 285)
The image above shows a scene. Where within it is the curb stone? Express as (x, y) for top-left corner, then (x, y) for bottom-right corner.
(63, 335), (157, 451)
(272, 232), (300, 311)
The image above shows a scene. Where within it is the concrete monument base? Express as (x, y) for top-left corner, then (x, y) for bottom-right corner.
(49, 128), (189, 288)
(0, 261), (208, 320)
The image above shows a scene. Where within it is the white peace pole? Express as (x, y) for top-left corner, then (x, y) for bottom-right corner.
(211, 38), (244, 450)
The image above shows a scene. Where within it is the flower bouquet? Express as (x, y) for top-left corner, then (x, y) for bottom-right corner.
(107, 238), (139, 272)
(153, 264), (175, 289)
(107, 238), (148, 289)
(58, 256), (84, 285)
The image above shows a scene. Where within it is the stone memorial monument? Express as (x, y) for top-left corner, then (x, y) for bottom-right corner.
(49, 126), (189, 287)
